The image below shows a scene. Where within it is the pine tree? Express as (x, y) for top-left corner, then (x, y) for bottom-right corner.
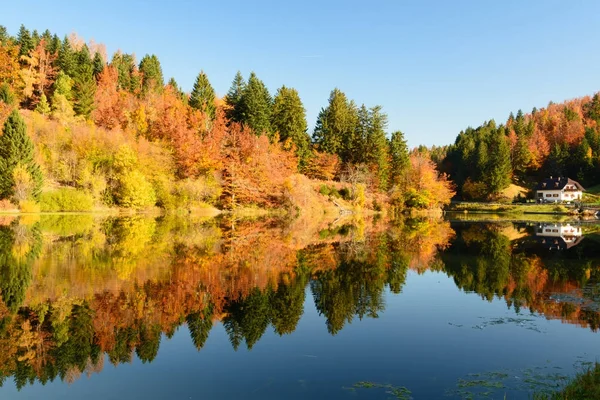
(57, 36), (75, 77)
(167, 77), (186, 102)
(313, 88), (358, 158)
(271, 85), (310, 169)
(139, 54), (163, 94)
(47, 34), (61, 55)
(16, 25), (33, 59)
(92, 52), (104, 79)
(512, 134), (531, 176)
(239, 72), (272, 137)
(485, 127), (512, 194)
(366, 106), (389, 190)
(389, 130), (409, 187)
(31, 30), (40, 49)
(0, 110), (43, 200)
(0, 83), (15, 105)
(225, 71), (246, 123)
(73, 64), (96, 118)
(189, 70), (216, 119)
(35, 93), (50, 115)
(0, 25), (10, 43)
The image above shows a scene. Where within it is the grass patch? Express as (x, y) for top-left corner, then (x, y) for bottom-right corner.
(446, 202), (572, 215)
(533, 362), (600, 400)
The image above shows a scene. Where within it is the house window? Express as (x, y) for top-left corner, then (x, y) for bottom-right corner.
(546, 194), (551, 197)
(538, 193), (543, 197)
(553, 194), (559, 197)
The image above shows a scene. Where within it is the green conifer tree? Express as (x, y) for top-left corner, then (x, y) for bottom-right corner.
(189, 71), (216, 119)
(239, 72), (273, 137)
(92, 52), (105, 79)
(0, 83), (16, 105)
(225, 71), (246, 123)
(313, 88), (358, 158)
(139, 54), (164, 94)
(271, 85), (310, 169)
(485, 127), (512, 194)
(73, 64), (96, 118)
(16, 25), (33, 59)
(35, 93), (50, 115)
(389, 130), (410, 187)
(0, 110), (43, 200)
(57, 36), (76, 77)
(0, 25), (9, 43)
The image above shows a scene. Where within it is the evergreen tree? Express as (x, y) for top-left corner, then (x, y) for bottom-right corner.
(47, 34), (61, 55)
(57, 36), (76, 77)
(186, 304), (214, 351)
(485, 128), (512, 194)
(110, 52), (136, 92)
(239, 72), (272, 137)
(361, 106), (389, 190)
(512, 134), (531, 176)
(31, 29), (40, 49)
(545, 143), (568, 177)
(73, 64), (96, 118)
(75, 45), (93, 75)
(35, 93), (50, 115)
(167, 77), (186, 102)
(389, 130), (410, 186)
(0, 25), (10, 43)
(0, 110), (43, 201)
(139, 54), (163, 94)
(313, 88), (358, 157)
(224, 71), (246, 123)
(16, 25), (33, 59)
(189, 70), (216, 119)
(0, 83), (16, 105)
(92, 52), (104, 79)
(271, 85), (310, 169)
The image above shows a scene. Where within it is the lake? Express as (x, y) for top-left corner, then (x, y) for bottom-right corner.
(0, 214), (599, 399)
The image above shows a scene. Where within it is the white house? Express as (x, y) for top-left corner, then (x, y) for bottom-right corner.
(535, 177), (584, 203)
(535, 223), (583, 250)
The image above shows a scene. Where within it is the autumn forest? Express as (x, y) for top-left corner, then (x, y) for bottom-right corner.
(2, 24), (598, 215)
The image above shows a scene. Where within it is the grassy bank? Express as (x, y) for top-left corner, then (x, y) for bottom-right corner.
(533, 362), (600, 399)
(445, 202), (572, 215)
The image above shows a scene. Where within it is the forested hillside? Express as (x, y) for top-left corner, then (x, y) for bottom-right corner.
(442, 96), (600, 200)
(0, 24), (453, 213)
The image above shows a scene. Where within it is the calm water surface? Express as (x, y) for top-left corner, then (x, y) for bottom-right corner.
(0, 214), (599, 399)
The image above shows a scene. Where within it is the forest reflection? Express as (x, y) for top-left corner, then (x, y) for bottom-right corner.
(0, 215), (599, 389)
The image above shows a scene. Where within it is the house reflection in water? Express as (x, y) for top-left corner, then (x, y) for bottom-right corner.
(535, 223), (584, 250)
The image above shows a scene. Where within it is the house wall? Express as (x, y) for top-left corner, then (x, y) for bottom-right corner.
(536, 190), (582, 201)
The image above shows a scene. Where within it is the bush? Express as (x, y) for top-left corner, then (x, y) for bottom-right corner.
(339, 187), (352, 200)
(404, 188), (429, 209)
(19, 200), (40, 213)
(329, 187), (341, 198)
(39, 189), (94, 212)
(115, 170), (157, 208)
(319, 184), (331, 196)
(175, 176), (221, 207)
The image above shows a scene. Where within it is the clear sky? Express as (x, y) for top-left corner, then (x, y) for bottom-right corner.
(3, 0), (600, 147)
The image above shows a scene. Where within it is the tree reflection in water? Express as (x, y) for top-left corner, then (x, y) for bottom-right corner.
(0, 215), (598, 389)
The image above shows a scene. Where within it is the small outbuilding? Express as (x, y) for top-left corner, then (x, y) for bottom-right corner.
(535, 177), (584, 203)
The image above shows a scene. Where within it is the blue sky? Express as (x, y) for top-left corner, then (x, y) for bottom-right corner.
(3, 0), (600, 147)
